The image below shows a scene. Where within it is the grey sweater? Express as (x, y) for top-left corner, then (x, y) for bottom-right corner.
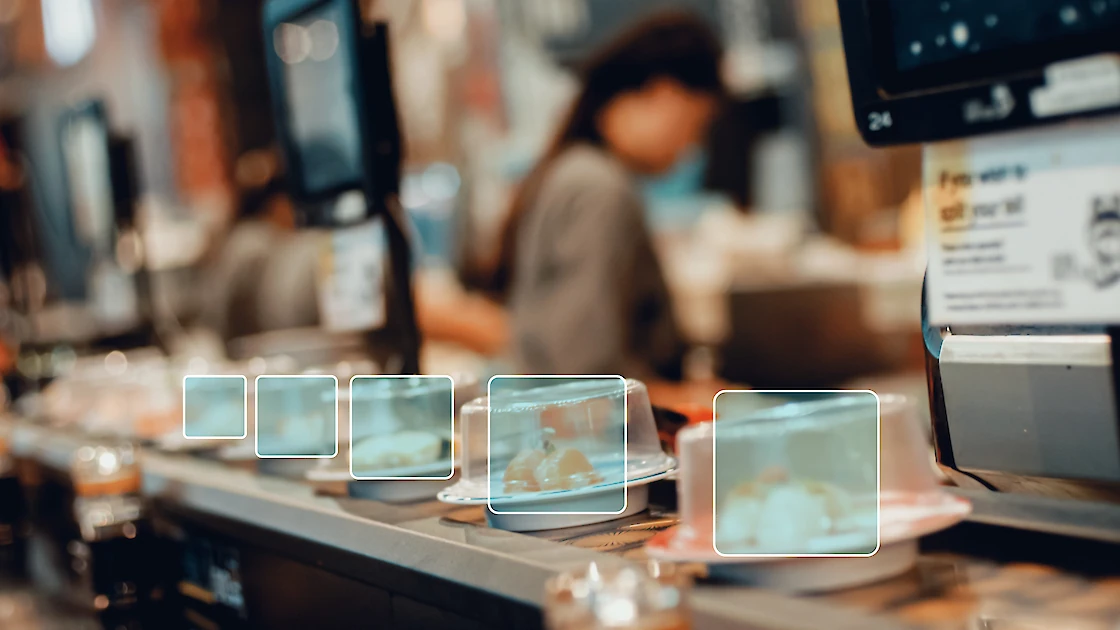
(509, 144), (686, 380)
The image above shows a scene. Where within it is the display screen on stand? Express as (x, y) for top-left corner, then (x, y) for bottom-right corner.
(316, 201), (389, 334)
(873, 0), (1120, 93)
(61, 103), (142, 333)
(62, 105), (114, 257)
(887, 0), (1120, 74)
(277, 2), (364, 197)
(265, 0), (417, 373)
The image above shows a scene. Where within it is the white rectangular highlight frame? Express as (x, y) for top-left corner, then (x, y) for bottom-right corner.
(254, 374), (340, 459)
(711, 389), (882, 559)
(348, 375), (457, 481)
(182, 375), (248, 440)
(487, 374), (629, 516)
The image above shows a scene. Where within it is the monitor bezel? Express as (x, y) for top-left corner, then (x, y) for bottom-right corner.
(866, 0), (1120, 96)
(263, 0), (368, 204)
(58, 99), (115, 252)
(837, 0), (1120, 147)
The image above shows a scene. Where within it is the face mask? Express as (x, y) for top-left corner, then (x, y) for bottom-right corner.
(639, 148), (708, 200)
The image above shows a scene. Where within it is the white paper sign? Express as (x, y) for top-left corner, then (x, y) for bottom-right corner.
(89, 261), (140, 331)
(316, 219), (387, 333)
(924, 118), (1120, 326)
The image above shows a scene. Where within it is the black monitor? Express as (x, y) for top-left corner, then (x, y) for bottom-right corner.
(262, 0), (401, 215)
(59, 100), (142, 257)
(837, 0), (1120, 146)
(262, 0), (419, 373)
(60, 100), (116, 255)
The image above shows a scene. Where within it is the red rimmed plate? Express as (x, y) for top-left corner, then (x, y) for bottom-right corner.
(646, 491), (971, 563)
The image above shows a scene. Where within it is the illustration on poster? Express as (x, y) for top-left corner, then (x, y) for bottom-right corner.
(1089, 195), (1120, 289)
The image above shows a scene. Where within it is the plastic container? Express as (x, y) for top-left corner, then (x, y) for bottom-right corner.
(646, 394), (969, 592)
(438, 379), (676, 531)
(711, 393), (881, 556)
(306, 374), (480, 503)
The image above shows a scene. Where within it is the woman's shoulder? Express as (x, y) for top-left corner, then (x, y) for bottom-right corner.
(541, 143), (634, 197)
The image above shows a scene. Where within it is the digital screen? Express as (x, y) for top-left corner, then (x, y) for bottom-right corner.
(275, 4), (363, 195)
(62, 111), (114, 254)
(889, 0), (1120, 72)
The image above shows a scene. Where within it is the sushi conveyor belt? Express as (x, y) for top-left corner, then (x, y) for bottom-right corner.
(7, 421), (1120, 630)
(147, 454), (1120, 630)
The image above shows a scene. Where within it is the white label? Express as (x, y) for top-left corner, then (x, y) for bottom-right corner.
(1030, 54), (1120, 118)
(89, 262), (139, 330)
(924, 117), (1120, 326)
(316, 219), (387, 332)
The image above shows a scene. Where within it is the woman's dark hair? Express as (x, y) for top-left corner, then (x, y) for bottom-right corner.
(473, 10), (724, 296)
(238, 174), (288, 220)
(235, 148), (287, 220)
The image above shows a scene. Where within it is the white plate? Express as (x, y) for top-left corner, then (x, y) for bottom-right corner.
(707, 540), (921, 593)
(644, 491), (970, 593)
(646, 491), (971, 563)
(219, 440), (348, 462)
(437, 469), (675, 519)
(437, 456), (676, 507)
(348, 477), (457, 504)
(307, 459), (455, 482)
(437, 455), (675, 532)
(484, 484), (654, 532)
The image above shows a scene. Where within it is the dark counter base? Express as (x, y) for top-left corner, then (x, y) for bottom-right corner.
(154, 500), (541, 630)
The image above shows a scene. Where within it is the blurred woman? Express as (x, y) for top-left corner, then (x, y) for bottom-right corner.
(489, 11), (724, 380)
(199, 151), (314, 345)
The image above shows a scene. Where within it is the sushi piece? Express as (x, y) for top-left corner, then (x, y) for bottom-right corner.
(352, 431), (443, 471)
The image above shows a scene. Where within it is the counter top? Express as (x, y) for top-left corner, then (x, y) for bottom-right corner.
(139, 452), (912, 630)
(9, 420), (1120, 630)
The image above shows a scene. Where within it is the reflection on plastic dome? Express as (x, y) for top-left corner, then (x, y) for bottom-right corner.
(712, 392), (880, 557)
(255, 375), (338, 458)
(486, 377), (629, 514)
(349, 376), (454, 479)
(183, 376), (247, 439)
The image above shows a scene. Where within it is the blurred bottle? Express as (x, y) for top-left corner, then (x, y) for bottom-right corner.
(544, 561), (691, 630)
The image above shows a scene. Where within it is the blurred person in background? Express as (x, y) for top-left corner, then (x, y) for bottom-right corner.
(1, 134), (23, 393)
(485, 11), (724, 381)
(199, 149), (313, 345)
(202, 150), (508, 358)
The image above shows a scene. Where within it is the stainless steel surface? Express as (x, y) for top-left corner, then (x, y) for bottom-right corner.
(139, 449), (622, 609)
(12, 418), (1120, 629)
(130, 448), (916, 629)
(939, 335), (1120, 484)
(948, 487), (1120, 544)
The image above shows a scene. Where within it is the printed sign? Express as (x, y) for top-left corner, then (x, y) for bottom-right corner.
(924, 117), (1120, 326)
(316, 218), (387, 332)
(89, 261), (140, 331)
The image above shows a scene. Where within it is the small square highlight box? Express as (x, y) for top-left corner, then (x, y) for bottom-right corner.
(487, 375), (627, 516)
(255, 375), (339, 459)
(349, 375), (455, 481)
(712, 390), (881, 559)
(183, 375), (247, 440)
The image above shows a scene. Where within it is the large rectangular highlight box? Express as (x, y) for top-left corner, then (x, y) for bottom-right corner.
(255, 375), (339, 459)
(349, 375), (455, 481)
(183, 375), (248, 440)
(712, 390), (881, 558)
(487, 375), (628, 516)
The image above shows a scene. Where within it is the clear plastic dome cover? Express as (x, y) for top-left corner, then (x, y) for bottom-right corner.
(255, 376), (338, 458)
(456, 378), (674, 501)
(348, 376), (457, 477)
(701, 393), (881, 555)
(676, 393), (938, 556)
